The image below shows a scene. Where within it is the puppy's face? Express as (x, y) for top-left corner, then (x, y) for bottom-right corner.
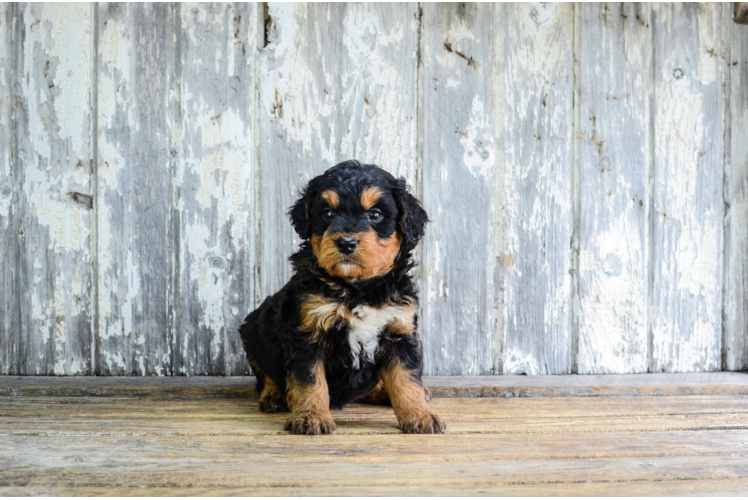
(289, 161), (428, 281)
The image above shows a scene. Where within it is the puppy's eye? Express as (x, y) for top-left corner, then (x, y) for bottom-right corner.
(322, 209), (335, 221)
(368, 209), (383, 222)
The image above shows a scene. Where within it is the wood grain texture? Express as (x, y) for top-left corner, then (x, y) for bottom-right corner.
(3, 480), (747, 498)
(2, 373), (747, 398)
(96, 3), (178, 375)
(499, 3), (574, 375)
(576, 4), (651, 374)
(12, 4), (94, 375)
(651, 3), (724, 372)
(2, 388), (748, 496)
(725, 7), (748, 370)
(420, 4), (498, 375)
(1, 3), (746, 377)
(174, 3), (256, 376)
(0, 3), (15, 375)
(258, 3), (419, 299)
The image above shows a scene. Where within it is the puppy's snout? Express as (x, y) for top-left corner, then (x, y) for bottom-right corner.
(335, 236), (358, 255)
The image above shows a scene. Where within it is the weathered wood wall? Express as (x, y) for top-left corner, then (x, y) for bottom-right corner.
(0, 3), (746, 376)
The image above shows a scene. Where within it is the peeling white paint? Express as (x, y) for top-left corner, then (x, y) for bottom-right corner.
(650, 3), (723, 373)
(576, 3), (650, 375)
(460, 96), (494, 179)
(4, 3), (741, 377)
(500, 2), (573, 375)
(725, 16), (748, 371)
(12, 4), (94, 375)
(421, 3), (497, 376)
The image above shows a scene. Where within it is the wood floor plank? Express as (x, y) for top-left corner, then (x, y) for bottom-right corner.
(2, 430), (748, 462)
(2, 480), (748, 497)
(2, 456), (748, 490)
(2, 391), (748, 495)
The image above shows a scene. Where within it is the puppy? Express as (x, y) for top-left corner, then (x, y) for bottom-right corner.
(239, 160), (444, 435)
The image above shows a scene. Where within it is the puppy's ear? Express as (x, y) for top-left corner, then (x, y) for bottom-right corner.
(288, 176), (324, 239)
(391, 177), (428, 249)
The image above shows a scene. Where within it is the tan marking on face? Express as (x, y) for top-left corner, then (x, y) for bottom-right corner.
(285, 361), (336, 434)
(360, 186), (383, 210)
(381, 359), (445, 433)
(320, 190), (339, 209)
(311, 228), (402, 281)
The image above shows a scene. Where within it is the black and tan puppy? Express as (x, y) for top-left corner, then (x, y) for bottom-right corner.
(239, 160), (444, 435)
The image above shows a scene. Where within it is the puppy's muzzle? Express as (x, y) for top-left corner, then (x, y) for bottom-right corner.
(335, 236), (358, 255)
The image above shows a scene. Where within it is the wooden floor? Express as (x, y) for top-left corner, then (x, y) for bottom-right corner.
(2, 376), (748, 496)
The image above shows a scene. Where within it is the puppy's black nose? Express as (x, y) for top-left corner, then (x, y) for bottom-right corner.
(335, 236), (358, 255)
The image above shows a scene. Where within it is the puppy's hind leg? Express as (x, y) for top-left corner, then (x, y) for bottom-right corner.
(357, 380), (391, 405)
(259, 377), (288, 413)
(251, 362), (288, 413)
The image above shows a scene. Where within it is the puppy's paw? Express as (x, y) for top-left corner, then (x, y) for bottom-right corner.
(398, 408), (445, 434)
(259, 393), (288, 413)
(285, 411), (336, 435)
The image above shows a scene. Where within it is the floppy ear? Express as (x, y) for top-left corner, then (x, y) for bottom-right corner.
(391, 177), (429, 250)
(288, 176), (324, 239)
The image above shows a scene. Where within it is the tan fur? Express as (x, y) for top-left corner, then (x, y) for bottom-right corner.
(387, 303), (416, 334)
(311, 229), (402, 281)
(260, 377), (282, 400)
(299, 294), (354, 341)
(250, 361), (287, 413)
(299, 294), (415, 346)
(360, 186), (383, 210)
(381, 360), (445, 434)
(320, 190), (339, 209)
(258, 377), (287, 413)
(286, 361), (336, 434)
(358, 380), (390, 405)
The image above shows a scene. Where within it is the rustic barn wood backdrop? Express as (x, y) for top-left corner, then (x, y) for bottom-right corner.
(0, 2), (747, 376)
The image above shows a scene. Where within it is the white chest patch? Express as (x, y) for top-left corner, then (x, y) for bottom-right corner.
(299, 295), (415, 369)
(347, 305), (414, 369)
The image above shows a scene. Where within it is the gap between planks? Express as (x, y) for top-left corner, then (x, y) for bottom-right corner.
(1, 372), (747, 398)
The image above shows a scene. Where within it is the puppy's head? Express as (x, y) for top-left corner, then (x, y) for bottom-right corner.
(289, 160), (428, 281)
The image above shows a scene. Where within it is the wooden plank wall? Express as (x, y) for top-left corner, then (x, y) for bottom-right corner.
(726, 2), (748, 370)
(420, 3), (498, 375)
(0, 3), (15, 374)
(500, 3), (574, 376)
(0, 3), (746, 376)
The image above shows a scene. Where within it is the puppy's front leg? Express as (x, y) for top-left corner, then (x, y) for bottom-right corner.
(380, 337), (445, 434)
(285, 360), (336, 435)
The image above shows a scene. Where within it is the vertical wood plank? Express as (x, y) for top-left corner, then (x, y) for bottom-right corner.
(651, 3), (724, 372)
(175, 3), (256, 376)
(96, 3), (177, 375)
(725, 11), (748, 370)
(0, 2), (15, 374)
(420, 3), (497, 375)
(258, 3), (419, 297)
(576, 4), (651, 374)
(499, 3), (574, 375)
(14, 4), (93, 374)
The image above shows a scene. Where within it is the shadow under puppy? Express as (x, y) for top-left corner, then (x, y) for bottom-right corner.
(239, 160), (444, 435)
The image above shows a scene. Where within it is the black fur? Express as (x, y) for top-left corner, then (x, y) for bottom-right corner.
(239, 160), (427, 412)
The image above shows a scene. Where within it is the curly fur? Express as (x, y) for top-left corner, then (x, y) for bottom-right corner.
(239, 160), (443, 435)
